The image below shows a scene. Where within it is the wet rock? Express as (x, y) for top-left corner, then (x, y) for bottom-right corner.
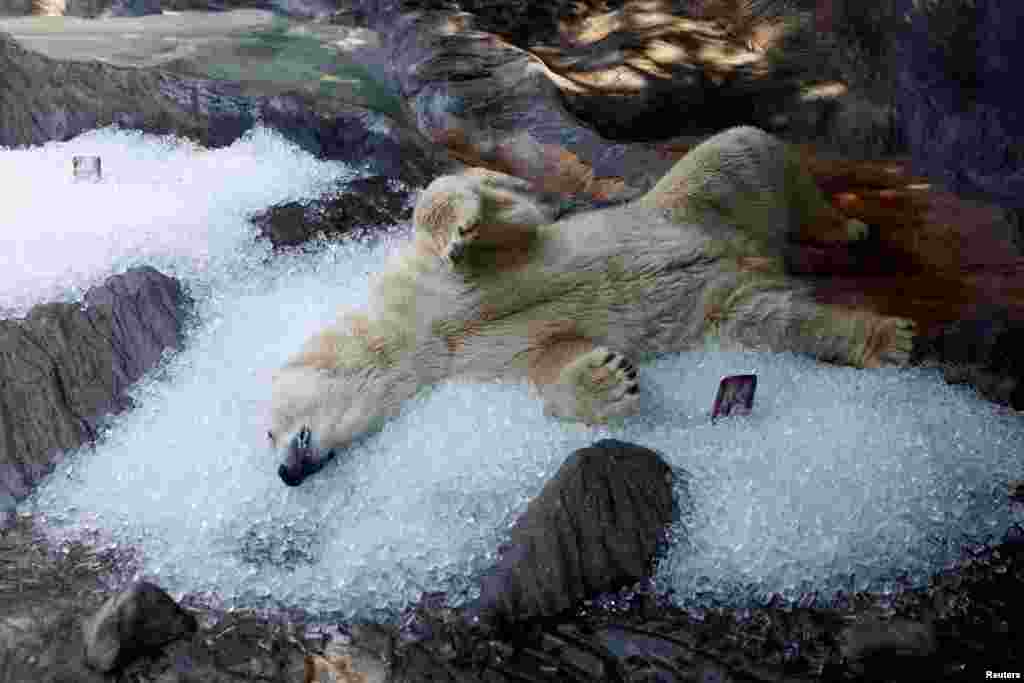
(473, 439), (680, 622)
(251, 174), (416, 248)
(82, 581), (198, 672)
(0, 266), (190, 502)
(346, 2), (680, 200)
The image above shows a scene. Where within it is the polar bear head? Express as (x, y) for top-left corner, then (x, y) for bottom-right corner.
(269, 360), (397, 487)
(269, 366), (348, 486)
(268, 312), (419, 486)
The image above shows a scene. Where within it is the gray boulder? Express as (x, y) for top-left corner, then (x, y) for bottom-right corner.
(0, 266), (190, 502)
(472, 439), (681, 622)
(82, 581), (197, 672)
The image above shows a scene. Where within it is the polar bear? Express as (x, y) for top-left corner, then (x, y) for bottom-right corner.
(270, 126), (916, 486)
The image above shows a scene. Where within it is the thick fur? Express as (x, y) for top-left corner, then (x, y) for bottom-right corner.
(270, 126), (916, 486)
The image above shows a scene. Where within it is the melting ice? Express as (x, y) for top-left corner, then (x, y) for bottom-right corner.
(5, 126), (1022, 622)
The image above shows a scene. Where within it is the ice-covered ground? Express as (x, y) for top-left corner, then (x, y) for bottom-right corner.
(4, 126), (1022, 623)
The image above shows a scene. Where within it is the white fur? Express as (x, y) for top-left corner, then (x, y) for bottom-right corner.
(269, 127), (916, 484)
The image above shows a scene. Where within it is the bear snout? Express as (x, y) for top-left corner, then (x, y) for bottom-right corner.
(279, 453), (334, 487)
(278, 463), (304, 487)
(278, 428), (338, 487)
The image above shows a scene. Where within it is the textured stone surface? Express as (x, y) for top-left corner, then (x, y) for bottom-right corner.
(344, 0), (906, 202)
(838, 615), (938, 680)
(473, 439), (679, 622)
(0, 266), (189, 502)
(251, 174), (415, 248)
(82, 581), (197, 672)
(0, 29), (456, 189)
(893, 0), (1024, 211)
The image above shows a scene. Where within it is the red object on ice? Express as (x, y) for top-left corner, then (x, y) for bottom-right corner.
(711, 374), (757, 423)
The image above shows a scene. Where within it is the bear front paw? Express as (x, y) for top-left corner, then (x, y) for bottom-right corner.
(552, 347), (641, 425)
(862, 316), (917, 368)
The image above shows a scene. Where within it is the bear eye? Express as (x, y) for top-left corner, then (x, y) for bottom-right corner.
(267, 430), (275, 442)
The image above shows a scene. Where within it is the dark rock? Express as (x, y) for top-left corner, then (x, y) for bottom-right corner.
(1, 454), (1023, 682)
(0, 0), (31, 15)
(838, 615), (937, 680)
(100, 0), (161, 17)
(893, 0), (1024, 211)
(472, 439), (679, 622)
(388, 534), (1024, 682)
(251, 175), (415, 248)
(346, 0), (904, 200)
(0, 512), (318, 681)
(0, 266), (190, 502)
(911, 304), (1024, 409)
(254, 90), (457, 187)
(82, 581), (197, 672)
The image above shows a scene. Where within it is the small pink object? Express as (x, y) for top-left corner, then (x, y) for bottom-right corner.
(711, 374), (757, 423)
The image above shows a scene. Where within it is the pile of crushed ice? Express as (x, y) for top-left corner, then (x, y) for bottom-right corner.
(5, 126), (1022, 622)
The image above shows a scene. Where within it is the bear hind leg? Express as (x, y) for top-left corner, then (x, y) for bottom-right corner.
(716, 282), (917, 368)
(530, 339), (641, 425)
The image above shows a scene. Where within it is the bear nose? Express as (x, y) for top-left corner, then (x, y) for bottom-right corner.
(278, 464), (303, 487)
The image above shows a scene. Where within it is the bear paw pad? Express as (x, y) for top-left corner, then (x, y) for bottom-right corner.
(559, 347), (640, 424)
